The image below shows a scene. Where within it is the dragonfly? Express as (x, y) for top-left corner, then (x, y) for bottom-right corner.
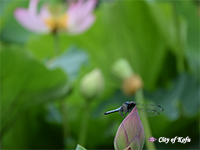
(104, 101), (164, 118)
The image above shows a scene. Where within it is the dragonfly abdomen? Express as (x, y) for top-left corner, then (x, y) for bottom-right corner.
(104, 107), (121, 115)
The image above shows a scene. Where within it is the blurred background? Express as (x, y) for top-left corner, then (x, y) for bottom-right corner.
(0, 0), (199, 149)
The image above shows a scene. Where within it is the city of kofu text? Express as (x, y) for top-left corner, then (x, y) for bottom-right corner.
(158, 136), (191, 144)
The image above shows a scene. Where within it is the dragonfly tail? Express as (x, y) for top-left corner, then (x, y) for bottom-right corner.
(104, 107), (121, 115)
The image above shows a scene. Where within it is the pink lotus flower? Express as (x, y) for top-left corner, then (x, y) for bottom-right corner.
(14, 0), (97, 34)
(114, 107), (145, 150)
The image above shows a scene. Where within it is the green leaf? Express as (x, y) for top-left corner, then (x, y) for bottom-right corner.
(175, 1), (200, 77)
(179, 74), (199, 117)
(1, 48), (70, 133)
(2, 107), (65, 149)
(26, 1), (187, 90)
(26, 33), (73, 60)
(62, 0), (186, 90)
(0, 0), (32, 43)
(146, 73), (199, 120)
(75, 144), (87, 150)
(48, 46), (89, 81)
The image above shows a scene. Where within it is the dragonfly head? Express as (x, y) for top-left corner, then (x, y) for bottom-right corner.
(126, 101), (136, 110)
(124, 101), (130, 105)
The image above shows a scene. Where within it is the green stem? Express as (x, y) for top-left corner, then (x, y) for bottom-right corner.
(60, 99), (68, 148)
(53, 32), (60, 56)
(53, 32), (67, 147)
(78, 99), (90, 146)
(177, 53), (184, 73)
(136, 89), (156, 150)
(173, 2), (185, 74)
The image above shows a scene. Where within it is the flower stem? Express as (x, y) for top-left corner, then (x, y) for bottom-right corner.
(177, 52), (184, 73)
(78, 99), (90, 146)
(60, 99), (69, 147)
(53, 32), (60, 56)
(53, 32), (68, 147)
(136, 89), (156, 150)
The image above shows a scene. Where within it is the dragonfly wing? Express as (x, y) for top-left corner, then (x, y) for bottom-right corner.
(137, 108), (160, 117)
(135, 103), (164, 113)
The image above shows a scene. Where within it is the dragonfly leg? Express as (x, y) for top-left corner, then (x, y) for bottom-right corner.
(125, 112), (127, 117)
(119, 110), (125, 118)
(125, 111), (129, 117)
(125, 109), (131, 116)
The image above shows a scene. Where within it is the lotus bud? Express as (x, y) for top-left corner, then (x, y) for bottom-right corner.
(114, 107), (145, 150)
(123, 146), (132, 150)
(112, 58), (133, 80)
(122, 74), (143, 95)
(75, 144), (87, 150)
(80, 68), (104, 100)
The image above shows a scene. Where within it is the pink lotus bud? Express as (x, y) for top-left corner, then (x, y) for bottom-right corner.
(123, 146), (132, 150)
(114, 107), (145, 150)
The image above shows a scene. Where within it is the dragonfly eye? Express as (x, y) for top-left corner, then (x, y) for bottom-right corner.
(128, 102), (136, 108)
(124, 102), (130, 105)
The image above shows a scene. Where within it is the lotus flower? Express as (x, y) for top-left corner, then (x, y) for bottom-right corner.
(14, 0), (97, 34)
(114, 107), (145, 150)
